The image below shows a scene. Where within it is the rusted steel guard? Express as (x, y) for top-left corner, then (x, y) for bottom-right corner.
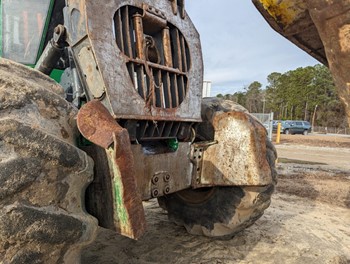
(77, 100), (146, 239)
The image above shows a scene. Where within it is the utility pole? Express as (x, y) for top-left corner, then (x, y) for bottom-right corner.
(312, 104), (318, 133)
(262, 98), (266, 114)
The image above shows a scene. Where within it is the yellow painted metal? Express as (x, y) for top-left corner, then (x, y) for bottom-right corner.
(256, 0), (306, 27)
(276, 122), (281, 144)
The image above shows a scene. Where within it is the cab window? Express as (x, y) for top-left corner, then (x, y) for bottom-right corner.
(1, 0), (50, 64)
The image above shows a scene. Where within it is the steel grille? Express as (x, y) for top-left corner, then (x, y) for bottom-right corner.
(114, 5), (191, 109)
(120, 119), (193, 141)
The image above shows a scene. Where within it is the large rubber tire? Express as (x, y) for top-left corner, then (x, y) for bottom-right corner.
(158, 98), (277, 238)
(0, 59), (97, 263)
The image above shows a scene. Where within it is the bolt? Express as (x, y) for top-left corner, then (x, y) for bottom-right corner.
(164, 186), (170, 194)
(152, 189), (159, 197)
(152, 176), (159, 184)
(164, 174), (171, 182)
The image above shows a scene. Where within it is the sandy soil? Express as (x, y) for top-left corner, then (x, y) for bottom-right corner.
(82, 134), (350, 264)
(274, 134), (350, 148)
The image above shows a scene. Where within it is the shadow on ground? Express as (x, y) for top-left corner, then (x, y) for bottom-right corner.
(81, 174), (322, 264)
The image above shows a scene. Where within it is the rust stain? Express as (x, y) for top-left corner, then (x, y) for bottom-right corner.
(77, 100), (123, 148)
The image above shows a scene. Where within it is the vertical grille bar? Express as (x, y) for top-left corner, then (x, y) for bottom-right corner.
(149, 68), (156, 107)
(145, 67), (150, 101)
(166, 72), (173, 108)
(138, 121), (148, 139)
(162, 71), (172, 108)
(178, 0), (185, 18)
(122, 6), (133, 57)
(180, 35), (188, 72)
(177, 75), (185, 102)
(163, 122), (173, 137)
(136, 65), (147, 99)
(183, 75), (188, 92)
(153, 69), (160, 107)
(114, 9), (124, 53)
(158, 122), (166, 137)
(170, 74), (179, 107)
(127, 63), (135, 86)
(156, 69), (165, 108)
(170, 28), (183, 71)
(129, 12), (136, 59)
(133, 13), (145, 60)
(162, 27), (173, 67)
(170, 122), (181, 137)
(146, 122), (157, 137)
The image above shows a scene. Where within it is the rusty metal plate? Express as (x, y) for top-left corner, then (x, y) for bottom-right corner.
(77, 100), (146, 239)
(77, 100), (122, 148)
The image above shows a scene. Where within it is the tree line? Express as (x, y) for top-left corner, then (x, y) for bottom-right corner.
(216, 64), (348, 128)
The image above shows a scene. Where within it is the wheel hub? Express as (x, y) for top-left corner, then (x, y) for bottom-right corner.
(175, 187), (216, 205)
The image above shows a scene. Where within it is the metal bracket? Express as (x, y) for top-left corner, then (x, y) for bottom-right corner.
(190, 141), (217, 186)
(77, 46), (106, 99)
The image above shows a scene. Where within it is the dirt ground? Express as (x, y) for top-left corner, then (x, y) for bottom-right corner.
(82, 134), (350, 264)
(274, 134), (350, 148)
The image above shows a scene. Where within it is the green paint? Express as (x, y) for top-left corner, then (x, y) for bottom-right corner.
(0, 1), (3, 57)
(49, 68), (64, 83)
(27, 64), (63, 83)
(107, 148), (129, 227)
(167, 138), (179, 151)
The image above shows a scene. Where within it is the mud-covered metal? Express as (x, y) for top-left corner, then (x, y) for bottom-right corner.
(65, 0), (203, 122)
(252, 0), (327, 65)
(131, 142), (193, 200)
(77, 100), (146, 239)
(192, 102), (273, 187)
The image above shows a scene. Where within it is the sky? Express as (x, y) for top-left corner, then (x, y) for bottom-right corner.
(186, 0), (319, 96)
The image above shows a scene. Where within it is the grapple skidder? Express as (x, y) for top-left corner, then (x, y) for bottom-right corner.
(0, 0), (276, 262)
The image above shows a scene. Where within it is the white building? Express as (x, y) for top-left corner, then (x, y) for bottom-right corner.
(202, 81), (212, 97)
